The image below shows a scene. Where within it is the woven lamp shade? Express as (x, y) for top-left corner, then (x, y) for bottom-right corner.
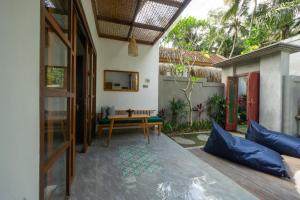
(128, 37), (138, 57)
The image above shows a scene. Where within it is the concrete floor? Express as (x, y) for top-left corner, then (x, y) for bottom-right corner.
(70, 129), (257, 200)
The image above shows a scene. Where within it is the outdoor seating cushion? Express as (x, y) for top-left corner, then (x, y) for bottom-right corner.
(246, 121), (300, 158)
(204, 122), (288, 177)
(98, 116), (162, 125)
(148, 116), (163, 123)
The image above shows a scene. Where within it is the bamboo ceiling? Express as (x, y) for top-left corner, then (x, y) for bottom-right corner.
(92, 0), (191, 45)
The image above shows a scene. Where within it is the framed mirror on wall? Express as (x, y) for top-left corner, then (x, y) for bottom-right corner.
(104, 70), (139, 92)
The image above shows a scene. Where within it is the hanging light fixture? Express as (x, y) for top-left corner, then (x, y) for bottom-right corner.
(128, 37), (138, 57)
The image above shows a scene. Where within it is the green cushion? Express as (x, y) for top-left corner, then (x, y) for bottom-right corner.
(148, 116), (163, 123)
(98, 118), (110, 124)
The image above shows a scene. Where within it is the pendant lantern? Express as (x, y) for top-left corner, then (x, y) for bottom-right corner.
(128, 37), (138, 57)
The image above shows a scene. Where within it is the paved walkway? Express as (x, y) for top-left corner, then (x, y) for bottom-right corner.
(71, 129), (257, 200)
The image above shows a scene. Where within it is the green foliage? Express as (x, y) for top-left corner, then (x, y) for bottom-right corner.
(161, 0), (300, 58)
(161, 122), (174, 134)
(191, 76), (200, 82)
(162, 119), (212, 135)
(163, 16), (209, 51)
(175, 64), (186, 75)
(206, 95), (226, 127)
(47, 67), (65, 87)
(169, 98), (187, 123)
(191, 119), (212, 131)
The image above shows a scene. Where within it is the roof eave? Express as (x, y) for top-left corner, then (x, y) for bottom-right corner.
(214, 43), (300, 68)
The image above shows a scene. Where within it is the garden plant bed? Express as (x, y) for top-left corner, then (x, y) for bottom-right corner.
(169, 131), (211, 148)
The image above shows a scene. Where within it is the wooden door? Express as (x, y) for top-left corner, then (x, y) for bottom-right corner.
(40, 0), (97, 198)
(82, 44), (94, 152)
(87, 48), (93, 146)
(70, 5), (77, 183)
(82, 43), (89, 153)
(247, 72), (260, 123)
(41, 0), (74, 198)
(91, 53), (97, 140)
(225, 77), (238, 131)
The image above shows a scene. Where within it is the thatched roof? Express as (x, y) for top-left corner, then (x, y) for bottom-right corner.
(92, 0), (191, 45)
(159, 47), (226, 66)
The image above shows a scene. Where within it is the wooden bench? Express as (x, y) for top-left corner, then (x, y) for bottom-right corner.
(97, 110), (163, 137)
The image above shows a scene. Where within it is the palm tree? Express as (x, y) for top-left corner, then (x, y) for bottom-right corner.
(255, 0), (300, 41)
(222, 0), (249, 57)
(249, 0), (257, 37)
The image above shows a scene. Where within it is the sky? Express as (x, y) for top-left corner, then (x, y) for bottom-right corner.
(180, 0), (266, 19)
(181, 0), (226, 20)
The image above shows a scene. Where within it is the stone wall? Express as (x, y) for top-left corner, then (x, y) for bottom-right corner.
(159, 76), (224, 122)
(283, 75), (300, 136)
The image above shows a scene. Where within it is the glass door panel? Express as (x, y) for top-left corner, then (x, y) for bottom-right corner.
(44, 0), (69, 37)
(42, 5), (71, 198)
(45, 22), (69, 90)
(44, 152), (67, 200)
(44, 97), (69, 160)
(41, 1), (96, 198)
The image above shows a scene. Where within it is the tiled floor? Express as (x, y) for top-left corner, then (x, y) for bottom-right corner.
(70, 129), (257, 200)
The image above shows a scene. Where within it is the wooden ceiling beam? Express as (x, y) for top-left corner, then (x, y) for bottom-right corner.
(127, 0), (142, 39)
(97, 15), (164, 32)
(99, 33), (153, 45)
(149, 0), (182, 8)
(97, 15), (131, 26)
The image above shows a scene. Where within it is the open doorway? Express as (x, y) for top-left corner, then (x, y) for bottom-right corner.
(225, 72), (260, 132)
(237, 76), (248, 133)
(76, 17), (86, 153)
(75, 15), (97, 153)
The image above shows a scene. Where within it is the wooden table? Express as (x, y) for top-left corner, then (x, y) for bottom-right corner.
(106, 114), (150, 146)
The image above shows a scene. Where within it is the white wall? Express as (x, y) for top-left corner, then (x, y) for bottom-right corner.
(259, 52), (290, 131)
(235, 61), (260, 75)
(98, 38), (159, 112)
(0, 0), (40, 199)
(282, 35), (300, 76)
(221, 61), (260, 86)
(289, 52), (300, 76)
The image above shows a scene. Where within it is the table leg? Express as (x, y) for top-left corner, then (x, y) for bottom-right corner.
(98, 126), (103, 137)
(158, 124), (161, 135)
(144, 117), (150, 144)
(106, 119), (114, 146)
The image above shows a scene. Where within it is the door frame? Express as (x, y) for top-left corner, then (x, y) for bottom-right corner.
(247, 71), (260, 124)
(225, 71), (260, 131)
(39, 1), (97, 199)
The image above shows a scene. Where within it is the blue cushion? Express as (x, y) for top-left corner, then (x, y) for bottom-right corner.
(204, 122), (288, 177)
(247, 121), (300, 158)
(101, 106), (109, 119)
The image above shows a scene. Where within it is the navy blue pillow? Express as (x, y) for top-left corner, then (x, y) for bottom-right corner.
(204, 122), (288, 177)
(247, 120), (300, 158)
